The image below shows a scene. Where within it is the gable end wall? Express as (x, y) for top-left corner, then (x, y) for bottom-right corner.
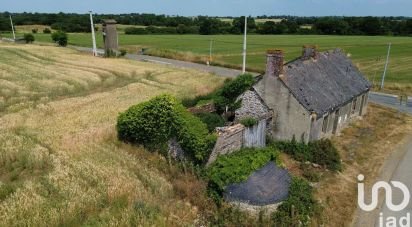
(254, 75), (311, 143)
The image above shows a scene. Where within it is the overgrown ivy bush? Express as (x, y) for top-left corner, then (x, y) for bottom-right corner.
(271, 177), (318, 226)
(174, 104), (213, 162)
(117, 95), (178, 146)
(117, 94), (213, 163)
(207, 146), (280, 200)
(274, 138), (341, 171)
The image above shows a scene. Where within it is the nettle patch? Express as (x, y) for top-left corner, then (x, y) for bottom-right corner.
(273, 138), (342, 172)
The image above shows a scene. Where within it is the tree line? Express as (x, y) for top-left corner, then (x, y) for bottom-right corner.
(0, 12), (411, 36)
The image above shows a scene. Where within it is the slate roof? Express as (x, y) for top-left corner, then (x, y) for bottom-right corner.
(224, 162), (291, 206)
(280, 49), (371, 116)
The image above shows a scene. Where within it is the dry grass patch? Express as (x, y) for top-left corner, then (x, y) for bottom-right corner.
(310, 104), (412, 226)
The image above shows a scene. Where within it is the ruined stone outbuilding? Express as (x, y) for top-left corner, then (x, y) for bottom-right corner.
(241, 46), (371, 143)
(102, 19), (118, 53)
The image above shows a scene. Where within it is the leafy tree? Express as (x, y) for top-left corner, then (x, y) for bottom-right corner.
(314, 17), (350, 35)
(23, 33), (35, 43)
(232, 16), (257, 33)
(51, 31), (68, 47)
(199, 17), (227, 35)
(361, 17), (383, 35)
(258, 21), (277, 34)
(43, 28), (51, 34)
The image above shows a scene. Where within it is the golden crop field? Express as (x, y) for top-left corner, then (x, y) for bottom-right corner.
(0, 42), (223, 226)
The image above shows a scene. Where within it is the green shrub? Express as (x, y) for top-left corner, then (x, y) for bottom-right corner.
(51, 31), (68, 47)
(43, 28), (51, 34)
(117, 94), (179, 147)
(272, 177), (317, 226)
(195, 113), (225, 132)
(240, 117), (258, 127)
(273, 138), (341, 171)
(31, 28), (38, 34)
(207, 147), (280, 198)
(117, 94), (212, 163)
(220, 74), (255, 100)
(23, 33), (35, 43)
(213, 74), (255, 114)
(310, 139), (341, 171)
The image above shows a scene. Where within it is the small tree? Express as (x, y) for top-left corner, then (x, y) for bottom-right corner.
(31, 28), (38, 34)
(51, 31), (68, 47)
(43, 28), (51, 34)
(23, 33), (35, 43)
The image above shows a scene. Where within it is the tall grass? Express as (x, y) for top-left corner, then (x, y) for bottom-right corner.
(0, 42), (224, 226)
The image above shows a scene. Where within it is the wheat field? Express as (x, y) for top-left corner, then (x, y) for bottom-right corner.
(0, 42), (223, 226)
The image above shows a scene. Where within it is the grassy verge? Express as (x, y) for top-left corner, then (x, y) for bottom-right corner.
(310, 104), (412, 226)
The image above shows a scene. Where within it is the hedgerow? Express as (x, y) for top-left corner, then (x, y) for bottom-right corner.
(273, 138), (341, 171)
(117, 94), (212, 163)
(207, 146), (280, 200)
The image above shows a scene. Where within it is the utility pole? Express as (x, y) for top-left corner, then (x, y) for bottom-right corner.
(380, 43), (391, 89)
(89, 11), (97, 56)
(242, 16), (247, 74)
(9, 15), (16, 40)
(209, 39), (213, 65)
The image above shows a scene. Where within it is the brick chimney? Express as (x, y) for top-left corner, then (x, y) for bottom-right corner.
(302, 45), (318, 60)
(266, 49), (284, 77)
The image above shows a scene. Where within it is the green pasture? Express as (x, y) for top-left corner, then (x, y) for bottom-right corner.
(2, 32), (411, 90)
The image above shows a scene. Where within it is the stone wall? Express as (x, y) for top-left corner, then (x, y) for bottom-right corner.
(188, 103), (216, 114)
(167, 138), (185, 161)
(207, 124), (245, 166)
(254, 74), (312, 143)
(235, 90), (272, 121)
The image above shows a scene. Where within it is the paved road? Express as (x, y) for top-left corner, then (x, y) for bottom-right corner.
(353, 136), (412, 227)
(73, 47), (412, 114)
(73, 46), (254, 78)
(369, 92), (412, 115)
(374, 139), (412, 227)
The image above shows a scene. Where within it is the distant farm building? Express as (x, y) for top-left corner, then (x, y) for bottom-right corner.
(239, 46), (371, 143)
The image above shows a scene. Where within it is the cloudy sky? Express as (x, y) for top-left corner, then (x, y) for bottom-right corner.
(3, 0), (412, 16)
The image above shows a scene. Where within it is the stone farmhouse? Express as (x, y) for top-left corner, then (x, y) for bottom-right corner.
(236, 46), (372, 143)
